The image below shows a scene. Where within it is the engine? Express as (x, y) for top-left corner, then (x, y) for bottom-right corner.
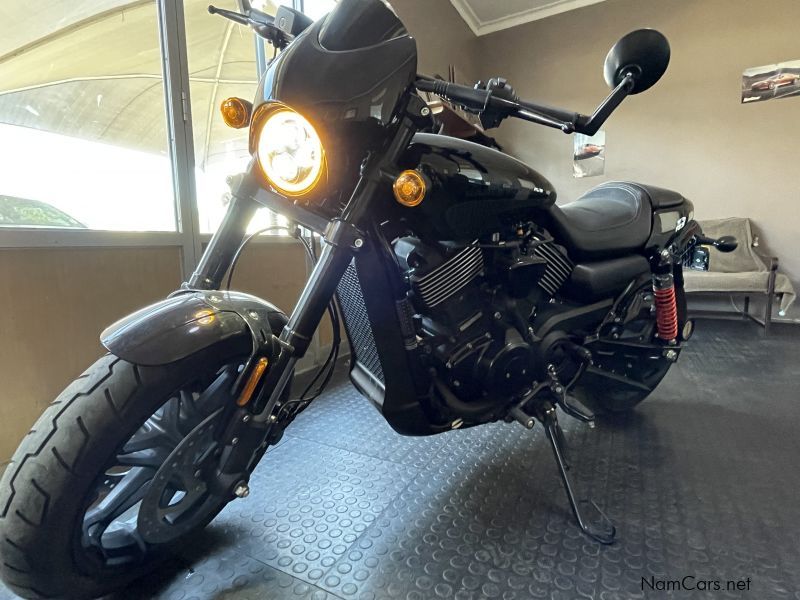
(393, 224), (575, 414)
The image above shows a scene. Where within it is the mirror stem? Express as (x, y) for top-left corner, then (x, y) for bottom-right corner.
(575, 73), (635, 136)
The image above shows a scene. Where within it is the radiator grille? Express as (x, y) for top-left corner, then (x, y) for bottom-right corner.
(532, 238), (574, 296)
(336, 260), (384, 384)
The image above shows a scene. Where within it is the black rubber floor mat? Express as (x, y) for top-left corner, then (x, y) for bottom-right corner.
(1, 320), (798, 599)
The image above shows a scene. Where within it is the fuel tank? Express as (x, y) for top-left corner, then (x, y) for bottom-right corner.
(397, 133), (556, 240)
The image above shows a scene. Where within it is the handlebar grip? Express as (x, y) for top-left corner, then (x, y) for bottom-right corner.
(416, 79), (490, 112)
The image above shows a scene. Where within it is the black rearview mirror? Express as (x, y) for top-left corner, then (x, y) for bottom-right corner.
(604, 29), (671, 94)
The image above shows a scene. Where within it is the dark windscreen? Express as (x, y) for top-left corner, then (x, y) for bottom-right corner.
(318, 0), (407, 51)
(257, 0), (416, 127)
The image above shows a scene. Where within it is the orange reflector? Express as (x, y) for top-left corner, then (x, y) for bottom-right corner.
(220, 97), (252, 129)
(193, 309), (216, 326)
(393, 170), (427, 207)
(237, 357), (269, 406)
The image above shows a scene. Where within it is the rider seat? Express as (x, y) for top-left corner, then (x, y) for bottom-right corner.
(546, 181), (687, 260)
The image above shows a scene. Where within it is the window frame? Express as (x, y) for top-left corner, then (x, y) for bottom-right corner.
(0, 0), (306, 279)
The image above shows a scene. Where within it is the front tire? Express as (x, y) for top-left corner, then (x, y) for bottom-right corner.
(0, 354), (242, 599)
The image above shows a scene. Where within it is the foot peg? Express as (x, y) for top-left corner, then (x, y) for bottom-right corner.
(510, 406), (535, 429)
(540, 405), (616, 544)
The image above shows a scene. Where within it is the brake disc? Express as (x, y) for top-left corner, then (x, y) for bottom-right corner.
(138, 408), (224, 544)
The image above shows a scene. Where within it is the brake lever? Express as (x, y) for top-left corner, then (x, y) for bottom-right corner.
(208, 4), (291, 49)
(208, 5), (249, 26)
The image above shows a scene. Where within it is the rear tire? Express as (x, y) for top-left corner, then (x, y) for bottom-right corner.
(0, 354), (240, 599)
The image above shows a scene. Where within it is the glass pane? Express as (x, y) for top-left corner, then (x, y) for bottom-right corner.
(0, 1), (176, 231)
(302, 0), (338, 22)
(186, 0), (294, 235)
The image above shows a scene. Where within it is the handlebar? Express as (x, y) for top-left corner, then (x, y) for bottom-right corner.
(695, 234), (738, 253)
(208, 5), (252, 26)
(208, 5), (634, 136)
(415, 72), (636, 136)
(208, 4), (310, 50)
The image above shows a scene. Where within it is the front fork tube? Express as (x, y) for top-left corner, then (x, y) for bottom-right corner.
(193, 205), (358, 496)
(186, 174), (260, 290)
(252, 233), (356, 421)
(190, 200), (358, 422)
(192, 99), (429, 497)
(184, 170), (356, 418)
(237, 100), (427, 421)
(205, 235), (357, 499)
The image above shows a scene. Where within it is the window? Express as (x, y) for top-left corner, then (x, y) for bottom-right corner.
(0, 0), (337, 236)
(0, 1), (176, 231)
(187, 0), (338, 235)
(302, 0), (338, 21)
(186, 0), (293, 235)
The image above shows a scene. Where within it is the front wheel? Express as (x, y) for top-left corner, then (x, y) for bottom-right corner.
(0, 353), (270, 599)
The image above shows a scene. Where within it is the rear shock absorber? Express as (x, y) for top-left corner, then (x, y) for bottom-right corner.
(652, 272), (678, 342)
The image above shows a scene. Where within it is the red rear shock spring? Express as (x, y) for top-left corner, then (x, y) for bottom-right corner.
(653, 276), (678, 341)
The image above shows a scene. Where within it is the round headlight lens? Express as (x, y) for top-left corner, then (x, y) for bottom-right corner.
(256, 107), (325, 196)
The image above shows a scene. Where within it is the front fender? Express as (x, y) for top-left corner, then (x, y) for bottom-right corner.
(101, 290), (288, 366)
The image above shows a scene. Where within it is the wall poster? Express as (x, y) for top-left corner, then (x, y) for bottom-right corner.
(742, 60), (800, 103)
(573, 130), (605, 178)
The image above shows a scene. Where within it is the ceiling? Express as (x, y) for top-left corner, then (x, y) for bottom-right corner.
(0, 0), (286, 164)
(449, 0), (609, 36)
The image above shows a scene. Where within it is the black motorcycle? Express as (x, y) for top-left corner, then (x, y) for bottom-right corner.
(0, 1), (737, 597)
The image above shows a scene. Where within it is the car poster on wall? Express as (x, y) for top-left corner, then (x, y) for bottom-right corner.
(573, 130), (605, 178)
(742, 60), (800, 103)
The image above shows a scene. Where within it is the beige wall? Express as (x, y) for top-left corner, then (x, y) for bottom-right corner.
(1, 1), (478, 466)
(472, 0), (800, 290)
(223, 240), (334, 346)
(392, 0), (480, 81)
(0, 241), (323, 465)
(5, 1), (797, 464)
(0, 247), (183, 463)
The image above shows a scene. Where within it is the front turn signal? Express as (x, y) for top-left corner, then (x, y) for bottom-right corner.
(221, 97), (253, 129)
(393, 170), (427, 207)
(237, 357), (269, 406)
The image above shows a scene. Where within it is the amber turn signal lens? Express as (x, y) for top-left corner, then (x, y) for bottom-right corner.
(237, 357), (269, 406)
(221, 97), (253, 129)
(393, 170), (427, 207)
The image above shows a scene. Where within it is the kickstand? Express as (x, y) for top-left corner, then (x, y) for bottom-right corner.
(540, 405), (616, 544)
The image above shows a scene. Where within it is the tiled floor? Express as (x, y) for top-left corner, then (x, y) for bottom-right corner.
(2, 319), (799, 599)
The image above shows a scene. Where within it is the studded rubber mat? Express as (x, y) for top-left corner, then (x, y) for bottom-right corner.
(2, 319), (799, 599)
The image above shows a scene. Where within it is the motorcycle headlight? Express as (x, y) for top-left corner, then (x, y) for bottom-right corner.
(252, 105), (325, 197)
